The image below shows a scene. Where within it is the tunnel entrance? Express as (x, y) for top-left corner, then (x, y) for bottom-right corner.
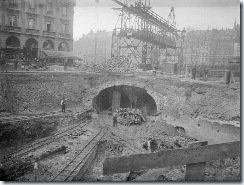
(93, 85), (157, 115)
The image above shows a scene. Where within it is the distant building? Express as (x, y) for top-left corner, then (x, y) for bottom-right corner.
(73, 30), (112, 64)
(0, 0), (76, 59)
(184, 22), (240, 67)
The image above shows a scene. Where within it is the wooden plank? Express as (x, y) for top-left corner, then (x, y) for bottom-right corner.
(185, 141), (208, 181)
(103, 141), (240, 175)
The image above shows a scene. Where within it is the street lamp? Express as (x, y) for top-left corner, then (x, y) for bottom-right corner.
(181, 28), (187, 76)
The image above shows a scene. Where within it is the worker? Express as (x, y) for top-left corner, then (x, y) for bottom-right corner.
(113, 112), (118, 127)
(203, 67), (208, 79)
(34, 158), (39, 181)
(61, 98), (66, 113)
(226, 67), (232, 85)
(192, 66), (196, 80)
(64, 59), (68, 71)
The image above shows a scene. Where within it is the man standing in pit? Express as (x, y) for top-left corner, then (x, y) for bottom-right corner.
(113, 112), (118, 127)
(61, 98), (66, 113)
(226, 67), (232, 85)
(34, 158), (40, 181)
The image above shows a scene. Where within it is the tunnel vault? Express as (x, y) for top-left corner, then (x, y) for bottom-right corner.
(93, 85), (157, 115)
(84, 80), (164, 116)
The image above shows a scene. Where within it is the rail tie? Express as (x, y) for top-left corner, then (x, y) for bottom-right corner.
(52, 127), (107, 181)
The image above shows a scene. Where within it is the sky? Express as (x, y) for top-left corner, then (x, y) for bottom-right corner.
(73, 0), (240, 40)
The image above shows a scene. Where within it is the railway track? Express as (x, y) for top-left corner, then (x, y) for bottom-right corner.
(1, 118), (91, 163)
(52, 127), (107, 181)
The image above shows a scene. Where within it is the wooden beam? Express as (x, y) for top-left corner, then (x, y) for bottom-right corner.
(185, 141), (208, 181)
(103, 141), (240, 175)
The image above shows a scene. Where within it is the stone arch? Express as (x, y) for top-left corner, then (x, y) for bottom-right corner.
(43, 40), (54, 50)
(6, 36), (20, 48)
(24, 38), (38, 59)
(58, 42), (69, 51)
(84, 80), (164, 113)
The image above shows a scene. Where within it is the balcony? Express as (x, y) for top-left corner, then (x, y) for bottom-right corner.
(43, 31), (56, 37)
(6, 26), (21, 33)
(60, 0), (76, 5)
(59, 33), (71, 39)
(26, 29), (39, 35)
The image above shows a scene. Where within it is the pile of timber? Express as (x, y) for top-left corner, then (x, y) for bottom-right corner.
(114, 108), (146, 126)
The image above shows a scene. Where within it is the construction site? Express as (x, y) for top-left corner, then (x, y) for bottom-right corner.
(0, 0), (240, 182)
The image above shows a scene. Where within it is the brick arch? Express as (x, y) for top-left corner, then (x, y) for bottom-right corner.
(83, 80), (164, 111)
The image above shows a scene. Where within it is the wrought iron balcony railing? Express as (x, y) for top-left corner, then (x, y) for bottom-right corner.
(26, 29), (39, 35)
(59, 33), (71, 39)
(6, 26), (21, 33)
(43, 31), (56, 37)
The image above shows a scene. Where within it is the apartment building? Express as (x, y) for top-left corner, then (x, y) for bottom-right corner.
(184, 22), (240, 67)
(0, 0), (76, 59)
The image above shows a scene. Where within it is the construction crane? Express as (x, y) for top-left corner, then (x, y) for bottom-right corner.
(110, 0), (185, 70)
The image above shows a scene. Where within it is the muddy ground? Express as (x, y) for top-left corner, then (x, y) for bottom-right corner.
(0, 74), (240, 181)
(0, 111), (240, 181)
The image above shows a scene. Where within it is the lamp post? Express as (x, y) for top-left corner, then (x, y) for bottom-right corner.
(181, 28), (187, 76)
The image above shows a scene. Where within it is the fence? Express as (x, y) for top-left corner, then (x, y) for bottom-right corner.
(103, 141), (240, 181)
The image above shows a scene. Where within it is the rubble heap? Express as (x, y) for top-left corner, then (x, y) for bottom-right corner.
(101, 56), (137, 73)
(114, 108), (146, 126)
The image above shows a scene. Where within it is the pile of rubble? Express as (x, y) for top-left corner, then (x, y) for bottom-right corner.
(101, 56), (137, 73)
(114, 108), (146, 126)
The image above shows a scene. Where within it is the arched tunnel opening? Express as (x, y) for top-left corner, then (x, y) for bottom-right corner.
(93, 85), (157, 116)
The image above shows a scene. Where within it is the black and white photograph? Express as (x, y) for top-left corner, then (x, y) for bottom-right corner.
(0, 0), (241, 182)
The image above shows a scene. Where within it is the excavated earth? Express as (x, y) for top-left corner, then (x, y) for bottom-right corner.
(0, 72), (240, 181)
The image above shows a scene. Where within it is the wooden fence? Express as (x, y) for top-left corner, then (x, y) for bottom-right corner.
(103, 141), (240, 181)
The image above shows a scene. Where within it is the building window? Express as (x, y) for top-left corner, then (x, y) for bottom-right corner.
(47, 3), (52, 12)
(62, 6), (67, 15)
(10, 15), (16, 26)
(62, 23), (68, 33)
(28, 18), (34, 29)
(29, 0), (35, 9)
(46, 22), (51, 31)
(9, 0), (17, 6)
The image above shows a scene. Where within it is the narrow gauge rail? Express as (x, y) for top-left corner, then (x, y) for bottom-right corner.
(1, 119), (91, 163)
(52, 127), (107, 181)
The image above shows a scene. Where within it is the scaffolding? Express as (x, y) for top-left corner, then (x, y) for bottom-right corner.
(111, 0), (184, 70)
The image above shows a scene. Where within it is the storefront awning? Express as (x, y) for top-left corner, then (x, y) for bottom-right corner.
(41, 50), (82, 60)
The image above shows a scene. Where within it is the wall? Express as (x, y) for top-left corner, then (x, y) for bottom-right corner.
(0, 72), (240, 123)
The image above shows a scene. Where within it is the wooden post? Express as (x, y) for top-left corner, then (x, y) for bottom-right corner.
(103, 141), (240, 176)
(185, 140), (208, 181)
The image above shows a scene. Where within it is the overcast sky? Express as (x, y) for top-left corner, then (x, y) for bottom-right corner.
(73, 0), (240, 40)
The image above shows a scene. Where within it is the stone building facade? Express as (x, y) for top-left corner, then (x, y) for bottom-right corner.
(184, 22), (240, 67)
(0, 0), (75, 59)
